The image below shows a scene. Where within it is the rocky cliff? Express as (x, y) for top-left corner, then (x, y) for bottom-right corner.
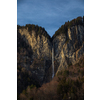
(53, 25), (84, 75)
(17, 25), (52, 84)
(17, 17), (84, 93)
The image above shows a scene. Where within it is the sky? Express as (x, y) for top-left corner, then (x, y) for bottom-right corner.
(17, 0), (84, 37)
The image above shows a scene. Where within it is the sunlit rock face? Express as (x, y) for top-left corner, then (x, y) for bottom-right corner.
(53, 25), (84, 75)
(18, 28), (52, 60)
(17, 23), (84, 83)
(17, 27), (52, 84)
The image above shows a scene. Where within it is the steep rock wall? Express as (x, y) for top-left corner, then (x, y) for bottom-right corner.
(17, 27), (52, 84)
(53, 25), (84, 74)
(18, 28), (52, 60)
(17, 22), (84, 82)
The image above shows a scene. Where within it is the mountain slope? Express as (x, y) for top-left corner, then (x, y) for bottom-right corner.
(19, 55), (84, 100)
(17, 16), (84, 99)
(17, 25), (52, 95)
(53, 16), (84, 75)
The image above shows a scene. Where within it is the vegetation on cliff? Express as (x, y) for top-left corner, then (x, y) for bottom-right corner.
(17, 31), (41, 96)
(17, 16), (84, 42)
(52, 16), (84, 39)
(17, 24), (52, 42)
(18, 56), (84, 100)
(17, 16), (84, 100)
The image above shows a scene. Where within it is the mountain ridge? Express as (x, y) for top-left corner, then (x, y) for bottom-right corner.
(17, 16), (84, 40)
(17, 16), (84, 96)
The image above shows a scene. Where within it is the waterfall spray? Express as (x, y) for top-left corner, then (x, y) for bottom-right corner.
(52, 46), (54, 78)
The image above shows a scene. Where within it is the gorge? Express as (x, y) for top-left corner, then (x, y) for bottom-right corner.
(17, 16), (84, 95)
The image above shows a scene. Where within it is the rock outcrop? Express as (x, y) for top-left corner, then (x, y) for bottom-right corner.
(17, 16), (84, 85)
(53, 25), (84, 75)
(17, 25), (52, 84)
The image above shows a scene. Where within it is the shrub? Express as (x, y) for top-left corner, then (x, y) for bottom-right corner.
(63, 93), (67, 100)
(57, 71), (63, 76)
(57, 76), (84, 100)
(22, 90), (26, 95)
(63, 70), (69, 76)
(30, 84), (36, 89)
(57, 77), (69, 98)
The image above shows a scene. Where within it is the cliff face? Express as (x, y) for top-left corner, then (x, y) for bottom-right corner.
(17, 26), (52, 85)
(53, 25), (84, 74)
(17, 17), (84, 86)
(18, 28), (52, 60)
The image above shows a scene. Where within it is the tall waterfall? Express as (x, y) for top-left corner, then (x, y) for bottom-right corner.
(52, 46), (54, 78)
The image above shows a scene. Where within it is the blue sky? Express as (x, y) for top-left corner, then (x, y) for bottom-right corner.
(17, 0), (84, 37)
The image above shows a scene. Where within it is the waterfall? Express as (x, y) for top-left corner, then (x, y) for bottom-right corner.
(52, 46), (54, 78)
